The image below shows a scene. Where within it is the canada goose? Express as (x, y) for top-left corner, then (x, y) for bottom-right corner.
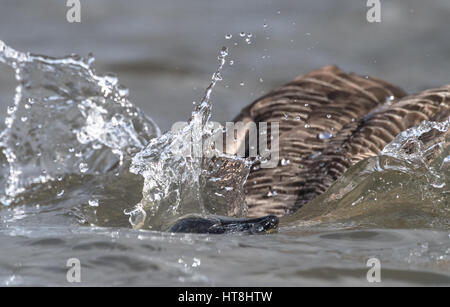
(170, 66), (449, 233)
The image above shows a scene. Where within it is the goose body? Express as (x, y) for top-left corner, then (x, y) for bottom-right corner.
(171, 66), (450, 233)
(234, 66), (449, 217)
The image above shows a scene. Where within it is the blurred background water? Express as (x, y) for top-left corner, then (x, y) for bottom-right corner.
(1, 0), (450, 130)
(0, 0), (449, 287)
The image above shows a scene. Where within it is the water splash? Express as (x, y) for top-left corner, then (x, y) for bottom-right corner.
(0, 41), (251, 231)
(382, 120), (449, 162)
(382, 119), (449, 188)
(288, 119), (450, 229)
(128, 47), (250, 230)
(2, 40), (447, 232)
(0, 40), (159, 205)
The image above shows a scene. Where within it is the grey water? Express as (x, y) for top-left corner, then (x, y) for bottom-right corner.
(0, 0), (449, 286)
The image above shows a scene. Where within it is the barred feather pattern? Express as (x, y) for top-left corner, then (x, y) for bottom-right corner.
(233, 66), (449, 217)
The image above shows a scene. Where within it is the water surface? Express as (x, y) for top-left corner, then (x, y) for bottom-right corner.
(0, 0), (449, 286)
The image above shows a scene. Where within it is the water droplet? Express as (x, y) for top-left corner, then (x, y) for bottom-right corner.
(88, 199), (99, 207)
(259, 78), (264, 83)
(265, 189), (278, 197)
(386, 95), (395, 102)
(79, 162), (88, 173)
(431, 182), (445, 189)
(239, 32), (246, 37)
(229, 60), (234, 66)
(304, 123), (311, 128)
(225, 34), (232, 39)
(310, 152), (321, 159)
(443, 155), (450, 166)
(117, 85), (129, 97)
(124, 205), (147, 228)
(317, 131), (333, 140)
(281, 159), (290, 166)
(192, 258), (201, 268)
(240, 82), (245, 86)
(92, 143), (102, 150)
(219, 46), (228, 57)
(7, 106), (16, 115)
(326, 114), (332, 119)
(263, 23), (268, 28)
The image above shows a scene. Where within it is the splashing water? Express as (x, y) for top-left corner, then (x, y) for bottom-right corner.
(0, 41), (250, 230)
(128, 47), (251, 230)
(0, 40), (448, 233)
(287, 118), (450, 229)
(380, 119), (450, 189)
(0, 40), (159, 206)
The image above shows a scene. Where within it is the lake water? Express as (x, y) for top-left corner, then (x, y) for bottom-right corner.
(0, 0), (449, 286)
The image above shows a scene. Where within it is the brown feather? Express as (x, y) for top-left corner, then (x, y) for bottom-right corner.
(231, 66), (448, 217)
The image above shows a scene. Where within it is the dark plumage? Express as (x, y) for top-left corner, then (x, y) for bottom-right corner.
(233, 66), (449, 217)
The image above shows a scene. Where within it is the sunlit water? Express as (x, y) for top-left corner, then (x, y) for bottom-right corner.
(0, 41), (449, 286)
